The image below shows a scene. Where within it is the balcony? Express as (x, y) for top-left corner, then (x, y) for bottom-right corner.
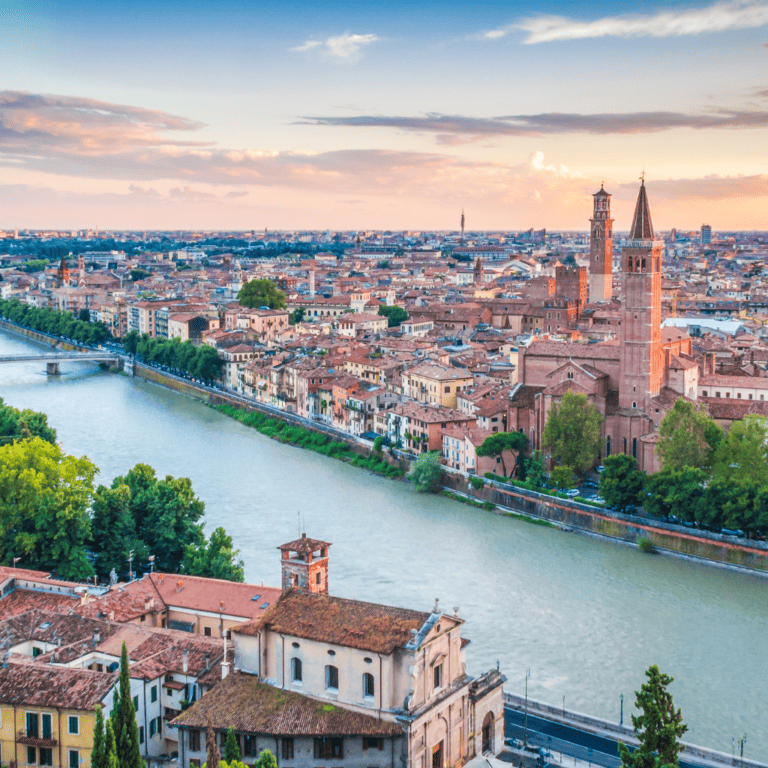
(17, 731), (57, 747)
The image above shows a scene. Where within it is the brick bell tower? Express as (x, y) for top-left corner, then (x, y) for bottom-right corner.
(619, 178), (663, 411)
(589, 184), (613, 303)
(278, 534), (331, 594)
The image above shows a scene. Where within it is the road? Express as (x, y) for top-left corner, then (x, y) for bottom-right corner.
(504, 708), (723, 768)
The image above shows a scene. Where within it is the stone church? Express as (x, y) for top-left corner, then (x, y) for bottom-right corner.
(508, 181), (700, 473)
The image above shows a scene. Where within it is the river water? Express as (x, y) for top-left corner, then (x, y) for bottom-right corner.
(0, 331), (766, 759)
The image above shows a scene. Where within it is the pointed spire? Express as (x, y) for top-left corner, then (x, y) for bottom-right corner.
(628, 177), (655, 241)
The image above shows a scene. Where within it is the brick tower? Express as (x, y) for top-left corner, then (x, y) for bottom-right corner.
(618, 179), (663, 411)
(589, 184), (613, 303)
(278, 534), (331, 594)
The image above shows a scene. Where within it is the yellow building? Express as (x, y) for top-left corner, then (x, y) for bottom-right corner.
(0, 664), (115, 768)
(402, 362), (475, 409)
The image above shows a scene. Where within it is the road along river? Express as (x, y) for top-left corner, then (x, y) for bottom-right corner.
(0, 330), (766, 759)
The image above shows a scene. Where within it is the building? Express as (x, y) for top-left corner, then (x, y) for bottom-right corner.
(173, 536), (505, 768)
(401, 364), (474, 409)
(588, 185), (613, 303)
(701, 224), (712, 245)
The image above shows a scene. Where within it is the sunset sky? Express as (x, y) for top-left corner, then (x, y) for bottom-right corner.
(1, 0), (767, 231)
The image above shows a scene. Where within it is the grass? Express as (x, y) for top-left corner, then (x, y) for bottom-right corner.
(637, 536), (657, 554)
(213, 403), (404, 479)
(441, 491), (557, 528)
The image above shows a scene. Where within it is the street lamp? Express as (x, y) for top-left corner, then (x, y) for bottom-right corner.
(524, 668), (531, 747)
(620, 693), (624, 727)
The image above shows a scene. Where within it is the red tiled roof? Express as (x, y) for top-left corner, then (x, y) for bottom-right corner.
(235, 589), (429, 655)
(278, 535), (331, 555)
(0, 663), (115, 710)
(172, 673), (402, 736)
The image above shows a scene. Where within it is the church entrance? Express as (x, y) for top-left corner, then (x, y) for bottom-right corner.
(432, 741), (444, 768)
(482, 712), (494, 754)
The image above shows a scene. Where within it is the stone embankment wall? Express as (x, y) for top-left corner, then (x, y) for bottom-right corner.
(0, 319), (96, 353)
(443, 472), (768, 573)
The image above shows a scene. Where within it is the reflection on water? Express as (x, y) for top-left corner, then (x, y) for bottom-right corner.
(1, 331), (766, 757)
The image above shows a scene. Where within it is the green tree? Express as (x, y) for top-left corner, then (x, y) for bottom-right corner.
(237, 279), (286, 309)
(542, 391), (604, 475)
(0, 397), (57, 444)
(655, 399), (723, 472)
(129, 268), (151, 282)
(111, 642), (145, 768)
(92, 705), (106, 768)
(378, 305), (408, 327)
(550, 465), (575, 490)
(619, 665), (687, 768)
(91, 483), (137, 580)
(0, 437), (95, 578)
(224, 727), (241, 763)
(289, 307), (305, 325)
(600, 455), (646, 513)
(712, 414), (768, 486)
(105, 720), (119, 768)
(408, 451), (443, 493)
(255, 751), (278, 768)
(181, 527), (245, 582)
(79, 308), (91, 322)
(122, 330), (140, 356)
(373, 436), (384, 454)
(525, 450), (547, 487)
(476, 431), (528, 478)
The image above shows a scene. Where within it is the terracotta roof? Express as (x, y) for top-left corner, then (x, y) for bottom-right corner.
(0, 588), (77, 621)
(172, 672), (402, 737)
(149, 573), (282, 619)
(0, 663), (115, 710)
(235, 590), (430, 655)
(278, 535), (332, 555)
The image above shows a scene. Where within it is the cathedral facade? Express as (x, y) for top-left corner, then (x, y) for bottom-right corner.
(511, 181), (699, 473)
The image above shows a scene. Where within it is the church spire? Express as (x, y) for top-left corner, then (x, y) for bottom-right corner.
(628, 176), (655, 241)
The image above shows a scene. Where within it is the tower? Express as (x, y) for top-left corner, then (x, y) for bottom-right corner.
(460, 209), (465, 242)
(58, 255), (70, 285)
(278, 533), (331, 594)
(474, 257), (485, 284)
(588, 184), (613, 303)
(77, 253), (86, 287)
(619, 179), (663, 411)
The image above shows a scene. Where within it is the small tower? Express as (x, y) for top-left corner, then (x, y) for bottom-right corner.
(474, 257), (484, 284)
(460, 209), (465, 242)
(58, 255), (70, 285)
(588, 184), (613, 303)
(278, 534), (331, 594)
(77, 253), (86, 287)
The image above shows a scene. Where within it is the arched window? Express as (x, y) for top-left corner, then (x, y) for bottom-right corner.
(623, 437), (628, 454)
(363, 673), (375, 698)
(291, 657), (302, 682)
(325, 665), (339, 690)
(632, 438), (638, 459)
(606, 435), (612, 456)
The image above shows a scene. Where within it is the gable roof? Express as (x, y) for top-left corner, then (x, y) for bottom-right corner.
(0, 663), (114, 710)
(235, 589), (430, 655)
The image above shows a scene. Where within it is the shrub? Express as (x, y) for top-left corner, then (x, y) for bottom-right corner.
(637, 537), (656, 554)
(469, 476), (485, 490)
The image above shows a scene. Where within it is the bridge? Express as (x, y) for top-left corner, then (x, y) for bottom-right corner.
(0, 352), (122, 375)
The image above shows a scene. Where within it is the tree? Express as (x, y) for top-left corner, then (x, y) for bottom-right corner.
(255, 751), (277, 768)
(618, 665), (687, 768)
(105, 720), (119, 768)
(525, 450), (547, 487)
(92, 705), (106, 768)
(378, 305), (408, 327)
(91, 483), (138, 581)
(542, 391), (604, 475)
(550, 465), (575, 490)
(237, 279), (286, 309)
(600, 455), (646, 513)
(111, 642), (144, 768)
(129, 268), (151, 282)
(0, 397), (57, 444)
(0, 437), (95, 578)
(408, 451), (443, 493)
(476, 431), (528, 478)
(79, 308), (91, 322)
(656, 399), (723, 472)
(182, 527), (245, 582)
(122, 330), (140, 356)
(224, 727), (241, 763)
(712, 414), (768, 486)
(289, 308), (305, 325)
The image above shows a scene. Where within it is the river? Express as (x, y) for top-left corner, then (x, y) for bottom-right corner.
(0, 331), (766, 760)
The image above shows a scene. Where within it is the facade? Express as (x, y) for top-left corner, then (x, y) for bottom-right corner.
(401, 364), (474, 409)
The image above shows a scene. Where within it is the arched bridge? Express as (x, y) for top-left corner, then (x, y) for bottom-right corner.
(0, 352), (122, 375)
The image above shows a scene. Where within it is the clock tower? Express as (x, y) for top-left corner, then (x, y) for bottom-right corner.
(589, 184), (613, 303)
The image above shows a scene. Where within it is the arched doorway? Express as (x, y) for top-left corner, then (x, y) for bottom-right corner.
(481, 712), (494, 754)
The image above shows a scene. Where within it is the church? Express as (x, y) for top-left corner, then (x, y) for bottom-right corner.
(508, 180), (700, 473)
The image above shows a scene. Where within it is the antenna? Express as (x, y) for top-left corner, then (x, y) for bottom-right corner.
(297, 511), (300, 538)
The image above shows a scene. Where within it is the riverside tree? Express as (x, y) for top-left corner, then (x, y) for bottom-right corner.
(712, 413), (768, 486)
(542, 391), (604, 475)
(619, 665), (687, 768)
(655, 399), (723, 472)
(0, 397), (57, 444)
(182, 527), (245, 582)
(476, 431), (528, 478)
(600, 455), (646, 513)
(408, 451), (443, 493)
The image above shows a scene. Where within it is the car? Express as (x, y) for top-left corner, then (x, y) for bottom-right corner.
(596, 465), (605, 473)
(583, 479), (598, 489)
(564, 488), (580, 497)
(721, 527), (746, 538)
(586, 494), (604, 504)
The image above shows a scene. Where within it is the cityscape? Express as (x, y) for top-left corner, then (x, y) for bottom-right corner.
(1, 2), (767, 768)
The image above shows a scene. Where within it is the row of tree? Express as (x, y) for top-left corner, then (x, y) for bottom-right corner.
(123, 332), (225, 385)
(0, 298), (111, 346)
(0, 430), (243, 581)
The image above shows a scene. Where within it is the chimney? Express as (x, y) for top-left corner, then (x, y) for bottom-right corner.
(205, 652), (210, 671)
(92, 630), (100, 647)
(158, 574), (164, 585)
(182, 649), (188, 674)
(176, 580), (184, 593)
(221, 633), (230, 679)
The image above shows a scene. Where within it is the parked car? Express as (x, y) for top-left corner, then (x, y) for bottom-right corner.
(586, 494), (604, 504)
(596, 465), (606, 473)
(721, 527), (746, 538)
(564, 488), (580, 497)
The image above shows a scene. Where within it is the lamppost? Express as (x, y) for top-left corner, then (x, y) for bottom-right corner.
(127, 550), (134, 582)
(620, 693), (624, 727)
(738, 734), (747, 766)
(524, 668), (531, 747)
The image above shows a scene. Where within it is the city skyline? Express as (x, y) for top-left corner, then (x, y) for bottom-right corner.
(2, 0), (767, 230)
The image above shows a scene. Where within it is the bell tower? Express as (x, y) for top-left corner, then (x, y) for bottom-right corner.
(589, 184), (613, 303)
(278, 534), (331, 594)
(619, 178), (663, 411)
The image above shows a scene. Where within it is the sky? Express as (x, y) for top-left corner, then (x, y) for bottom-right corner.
(1, 0), (767, 231)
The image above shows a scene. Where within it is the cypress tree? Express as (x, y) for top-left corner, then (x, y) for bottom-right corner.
(224, 727), (240, 763)
(112, 641), (145, 768)
(105, 720), (119, 768)
(92, 705), (106, 768)
(619, 665), (688, 768)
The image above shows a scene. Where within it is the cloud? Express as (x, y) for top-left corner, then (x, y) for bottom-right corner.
(225, 190), (249, 198)
(483, 0), (768, 44)
(291, 32), (378, 61)
(169, 186), (215, 199)
(626, 173), (768, 200)
(300, 108), (768, 141)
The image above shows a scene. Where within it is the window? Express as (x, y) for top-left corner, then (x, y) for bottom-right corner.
(133, 696), (139, 711)
(40, 749), (52, 767)
(26, 712), (39, 738)
(282, 738), (294, 760)
(363, 673), (375, 698)
(68, 716), (79, 735)
(716, 392), (721, 398)
(702, 391), (708, 397)
(68, 750), (79, 768)
(433, 663), (443, 690)
(737, 393), (742, 399)
(244, 736), (258, 758)
(444, 386), (450, 394)
(315, 572), (321, 585)
(204, 627), (212, 637)
(363, 738), (384, 751)
(150, 719), (157, 738)
(325, 665), (339, 690)
(291, 657), (303, 682)
(189, 730), (200, 752)
(27, 746), (37, 765)
(139, 727), (145, 745)
(32, 647), (42, 658)
(150, 685), (158, 703)
(42, 714), (52, 740)
(314, 738), (343, 759)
